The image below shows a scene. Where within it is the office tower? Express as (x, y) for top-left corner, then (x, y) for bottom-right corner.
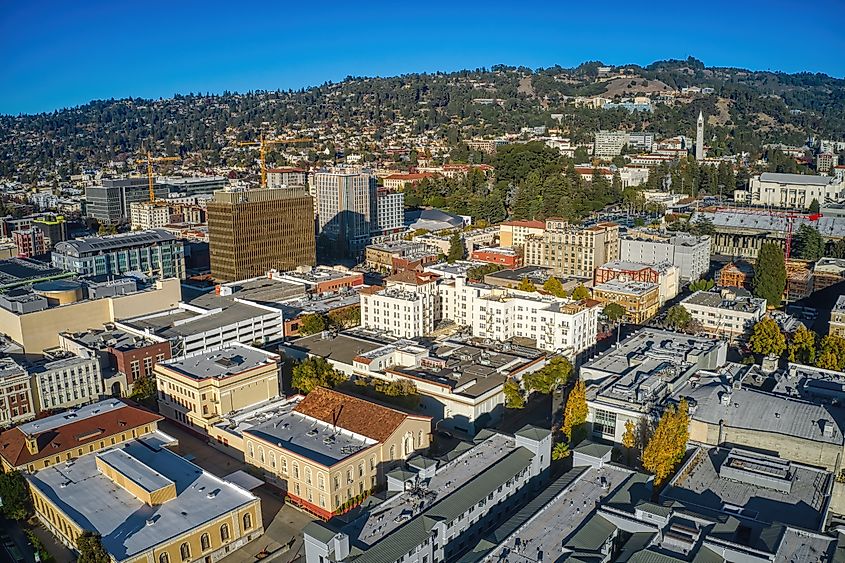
(696, 111), (705, 161)
(312, 170), (377, 256)
(207, 187), (316, 282)
(85, 178), (169, 224)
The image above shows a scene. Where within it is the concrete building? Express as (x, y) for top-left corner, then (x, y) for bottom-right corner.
(817, 152), (839, 174)
(524, 220), (620, 279)
(154, 342), (281, 432)
(381, 173), (435, 191)
(591, 279), (660, 324)
(266, 167), (308, 188)
(85, 177), (169, 224)
(0, 398), (162, 472)
(312, 170), (377, 256)
(0, 277), (181, 354)
(594, 130), (629, 157)
(26, 351), (103, 413)
(303, 425), (551, 563)
(241, 387), (431, 519)
(130, 201), (171, 230)
(157, 175), (227, 197)
(364, 241), (439, 274)
(626, 131), (655, 152)
(360, 271), (440, 339)
(831, 295), (845, 338)
(0, 357), (34, 428)
(620, 229), (711, 281)
(271, 266), (364, 295)
(52, 230), (186, 280)
(594, 260), (679, 305)
(581, 329), (728, 443)
(27, 434), (262, 563)
(470, 246), (522, 268)
(695, 110), (705, 161)
(681, 288), (766, 339)
(373, 189), (405, 236)
(813, 257), (845, 291)
(744, 172), (845, 209)
(207, 187), (316, 282)
(498, 219), (545, 248)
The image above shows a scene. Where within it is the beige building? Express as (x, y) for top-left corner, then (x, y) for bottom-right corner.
(524, 220), (620, 278)
(498, 219), (545, 248)
(207, 187), (316, 282)
(155, 343), (281, 432)
(242, 387), (431, 519)
(831, 295), (845, 338)
(591, 279), (660, 324)
(130, 201), (171, 231)
(0, 277), (181, 353)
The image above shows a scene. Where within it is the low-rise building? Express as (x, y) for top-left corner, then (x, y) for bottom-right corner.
(591, 279), (660, 324)
(470, 246), (522, 268)
(680, 288), (766, 339)
(270, 266), (364, 295)
(718, 260), (754, 289)
(243, 387), (431, 519)
(26, 351), (104, 413)
(498, 219), (545, 248)
(594, 260), (679, 305)
(154, 342), (281, 432)
(303, 425), (551, 563)
(381, 173), (435, 191)
(365, 241), (439, 274)
(620, 229), (711, 281)
(813, 257), (845, 291)
(745, 171), (844, 208)
(0, 357), (34, 427)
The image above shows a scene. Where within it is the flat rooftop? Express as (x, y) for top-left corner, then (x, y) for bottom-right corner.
(664, 447), (831, 530)
(484, 265), (553, 283)
(280, 291), (360, 317)
(62, 327), (160, 352)
(286, 332), (389, 366)
(683, 290), (766, 312)
(161, 344), (278, 380)
(0, 257), (68, 288)
(27, 437), (257, 561)
(245, 411), (376, 466)
(122, 301), (275, 339)
(17, 399), (128, 437)
(593, 279), (658, 295)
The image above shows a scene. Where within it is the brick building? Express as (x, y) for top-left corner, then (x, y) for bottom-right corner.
(470, 247), (523, 268)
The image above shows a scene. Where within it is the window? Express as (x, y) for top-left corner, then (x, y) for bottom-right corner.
(220, 523), (230, 542)
(243, 513), (252, 530)
(179, 543), (190, 561)
(270, 452), (276, 469)
(247, 441), (254, 458)
(200, 533), (210, 551)
(593, 409), (617, 437)
(159, 554), (169, 563)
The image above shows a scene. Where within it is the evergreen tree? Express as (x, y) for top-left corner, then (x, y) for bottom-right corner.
(542, 277), (567, 298)
(77, 532), (111, 563)
(749, 317), (786, 357)
(792, 224), (824, 261)
(809, 198), (821, 214)
(665, 305), (693, 331)
(552, 441), (571, 460)
(447, 232), (465, 263)
(571, 284), (591, 301)
(752, 243), (786, 308)
(562, 379), (588, 442)
(0, 470), (32, 520)
(603, 302), (626, 324)
(815, 335), (845, 371)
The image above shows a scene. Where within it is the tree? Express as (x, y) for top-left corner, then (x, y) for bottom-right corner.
(688, 278), (715, 292)
(816, 335), (845, 371)
(77, 532), (111, 563)
(299, 313), (327, 335)
(830, 238), (845, 259)
(328, 306), (360, 329)
(788, 325), (817, 364)
(809, 198), (821, 214)
(665, 305), (693, 331)
(503, 379), (525, 409)
(749, 317), (786, 357)
(524, 357), (573, 395)
(792, 224), (824, 262)
(562, 379), (588, 442)
(447, 232), (465, 263)
(542, 277), (567, 298)
(552, 441), (571, 460)
(603, 302), (625, 324)
(517, 277), (536, 292)
(291, 357), (348, 393)
(752, 242), (786, 308)
(642, 400), (689, 487)
(622, 419), (638, 466)
(571, 284), (591, 301)
(0, 470), (32, 520)
(129, 375), (157, 404)
(466, 263), (503, 280)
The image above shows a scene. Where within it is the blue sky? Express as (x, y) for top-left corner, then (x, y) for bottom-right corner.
(1, 0), (844, 115)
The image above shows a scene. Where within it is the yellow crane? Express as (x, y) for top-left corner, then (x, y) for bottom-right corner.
(237, 134), (313, 188)
(136, 150), (180, 202)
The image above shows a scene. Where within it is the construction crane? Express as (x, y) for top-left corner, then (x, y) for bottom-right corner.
(136, 150), (180, 202)
(237, 134), (312, 188)
(715, 206), (821, 259)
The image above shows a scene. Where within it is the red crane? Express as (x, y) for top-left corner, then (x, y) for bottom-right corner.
(715, 207), (822, 259)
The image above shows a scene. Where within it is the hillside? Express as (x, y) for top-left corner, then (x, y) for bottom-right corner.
(1, 57), (844, 183)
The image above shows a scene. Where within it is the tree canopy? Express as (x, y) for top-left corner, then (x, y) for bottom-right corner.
(524, 356), (573, 395)
(788, 325), (817, 365)
(816, 335), (845, 371)
(749, 317), (786, 357)
(688, 278), (715, 292)
(571, 284), (591, 301)
(792, 224), (824, 262)
(299, 313), (327, 335)
(562, 379), (588, 442)
(642, 400), (689, 487)
(447, 232), (465, 263)
(503, 379), (525, 409)
(752, 243), (786, 308)
(517, 277), (536, 292)
(291, 357), (348, 393)
(0, 470), (32, 521)
(542, 277), (567, 298)
(77, 532), (111, 563)
(603, 302), (626, 324)
(665, 304), (693, 331)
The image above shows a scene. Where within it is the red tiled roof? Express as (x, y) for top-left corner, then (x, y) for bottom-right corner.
(501, 220), (545, 229)
(0, 403), (162, 468)
(294, 387), (429, 442)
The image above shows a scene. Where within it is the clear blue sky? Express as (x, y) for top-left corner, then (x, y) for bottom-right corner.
(2, 0), (844, 115)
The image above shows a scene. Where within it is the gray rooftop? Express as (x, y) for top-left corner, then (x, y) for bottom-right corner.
(26, 436), (257, 562)
(161, 343), (279, 380)
(286, 332), (388, 366)
(122, 300), (275, 339)
(759, 172), (838, 186)
(697, 211), (845, 239)
(682, 290), (766, 313)
(61, 327), (160, 352)
(17, 399), (128, 437)
(54, 229), (177, 256)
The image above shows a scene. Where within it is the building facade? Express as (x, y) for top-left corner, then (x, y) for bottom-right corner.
(312, 170), (377, 256)
(28, 352), (104, 413)
(498, 220), (545, 248)
(591, 280), (660, 324)
(130, 201), (171, 231)
(360, 271), (440, 339)
(594, 130), (629, 157)
(266, 167), (308, 188)
(620, 230), (711, 281)
(0, 357), (34, 428)
(207, 187), (316, 282)
(594, 260), (679, 305)
(831, 295), (845, 338)
(681, 289), (766, 339)
(745, 172), (845, 209)
(85, 178), (170, 224)
(524, 220), (620, 279)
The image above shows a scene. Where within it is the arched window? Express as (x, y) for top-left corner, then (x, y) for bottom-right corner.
(243, 513), (252, 530)
(159, 553), (169, 563)
(247, 441), (254, 458)
(220, 523), (230, 542)
(200, 533), (210, 551)
(404, 433), (413, 456)
(389, 444), (395, 460)
(258, 446), (264, 464)
(179, 542), (190, 561)
(270, 452), (276, 468)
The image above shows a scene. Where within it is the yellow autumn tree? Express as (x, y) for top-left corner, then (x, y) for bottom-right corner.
(642, 399), (690, 487)
(563, 379), (588, 442)
(621, 419), (637, 465)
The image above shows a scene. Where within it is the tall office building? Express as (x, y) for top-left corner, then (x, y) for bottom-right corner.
(696, 111), (705, 161)
(85, 178), (169, 224)
(312, 170), (377, 256)
(207, 187), (316, 282)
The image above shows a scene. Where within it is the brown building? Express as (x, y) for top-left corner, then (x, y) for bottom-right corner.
(813, 258), (845, 292)
(718, 261), (754, 290)
(0, 398), (162, 472)
(208, 188), (316, 282)
(524, 220), (620, 279)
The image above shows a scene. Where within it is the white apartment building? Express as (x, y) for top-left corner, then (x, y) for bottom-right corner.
(680, 289), (766, 338)
(620, 230), (711, 281)
(745, 172), (845, 209)
(28, 353), (103, 413)
(360, 271), (440, 339)
(373, 190), (404, 235)
(129, 201), (171, 231)
(594, 130), (629, 157)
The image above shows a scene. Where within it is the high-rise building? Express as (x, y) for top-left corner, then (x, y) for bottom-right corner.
(85, 178), (169, 224)
(207, 187), (315, 282)
(594, 130), (629, 157)
(696, 111), (705, 161)
(312, 170), (377, 256)
(52, 230), (186, 279)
